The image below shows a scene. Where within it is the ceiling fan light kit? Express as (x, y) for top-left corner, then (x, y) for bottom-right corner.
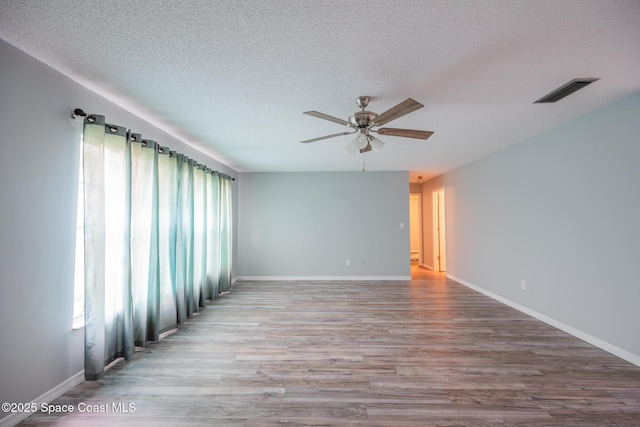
(370, 136), (384, 152)
(345, 139), (360, 154)
(353, 132), (369, 149)
(345, 132), (386, 154)
(302, 96), (434, 156)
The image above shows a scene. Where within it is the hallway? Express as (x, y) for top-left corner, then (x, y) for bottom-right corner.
(411, 264), (444, 280)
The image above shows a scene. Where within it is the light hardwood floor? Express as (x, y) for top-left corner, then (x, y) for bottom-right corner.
(19, 267), (640, 426)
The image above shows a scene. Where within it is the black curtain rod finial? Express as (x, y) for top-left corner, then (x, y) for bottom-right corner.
(71, 108), (87, 119)
(70, 108), (87, 128)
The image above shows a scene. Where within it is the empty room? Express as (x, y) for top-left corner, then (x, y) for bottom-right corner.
(1, 1), (640, 426)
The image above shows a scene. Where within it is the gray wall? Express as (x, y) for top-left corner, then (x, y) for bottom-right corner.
(423, 91), (640, 362)
(0, 39), (238, 412)
(237, 171), (410, 279)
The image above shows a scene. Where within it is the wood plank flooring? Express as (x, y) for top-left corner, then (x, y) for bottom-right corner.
(19, 267), (640, 426)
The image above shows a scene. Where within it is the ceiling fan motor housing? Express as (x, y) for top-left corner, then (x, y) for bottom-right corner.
(349, 111), (377, 128)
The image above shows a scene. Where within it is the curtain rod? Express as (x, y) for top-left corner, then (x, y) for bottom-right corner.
(72, 108), (235, 181)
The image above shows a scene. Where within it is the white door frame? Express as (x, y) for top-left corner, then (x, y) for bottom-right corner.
(432, 187), (446, 272)
(409, 193), (423, 266)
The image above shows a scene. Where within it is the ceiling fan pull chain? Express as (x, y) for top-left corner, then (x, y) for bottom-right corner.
(362, 152), (366, 172)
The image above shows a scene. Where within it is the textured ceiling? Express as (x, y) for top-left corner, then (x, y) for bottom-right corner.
(2, 0), (640, 182)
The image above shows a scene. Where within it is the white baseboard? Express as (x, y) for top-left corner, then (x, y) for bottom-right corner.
(237, 276), (412, 282)
(447, 274), (640, 368)
(0, 371), (85, 427)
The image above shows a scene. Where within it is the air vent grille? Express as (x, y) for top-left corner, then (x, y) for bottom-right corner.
(534, 78), (600, 103)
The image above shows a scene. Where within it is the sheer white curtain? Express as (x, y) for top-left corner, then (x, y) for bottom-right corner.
(174, 154), (193, 323)
(83, 117), (134, 380)
(82, 115), (233, 380)
(130, 136), (160, 345)
(205, 171), (220, 300)
(192, 165), (206, 310)
(158, 147), (178, 332)
(219, 176), (233, 292)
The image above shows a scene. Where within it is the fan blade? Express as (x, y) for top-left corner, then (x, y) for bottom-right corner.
(300, 131), (354, 144)
(373, 98), (424, 126)
(376, 128), (434, 140)
(304, 111), (351, 127)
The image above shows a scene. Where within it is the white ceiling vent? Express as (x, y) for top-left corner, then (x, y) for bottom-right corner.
(534, 78), (600, 103)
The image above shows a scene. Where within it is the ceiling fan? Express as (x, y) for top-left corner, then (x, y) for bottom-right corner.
(301, 96), (434, 154)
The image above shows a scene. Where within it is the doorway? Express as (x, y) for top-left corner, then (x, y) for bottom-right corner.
(432, 188), (446, 272)
(409, 193), (422, 266)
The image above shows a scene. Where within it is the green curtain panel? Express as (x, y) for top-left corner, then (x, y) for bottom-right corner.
(82, 115), (233, 380)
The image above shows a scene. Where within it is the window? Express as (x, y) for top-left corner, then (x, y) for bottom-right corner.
(76, 114), (234, 380)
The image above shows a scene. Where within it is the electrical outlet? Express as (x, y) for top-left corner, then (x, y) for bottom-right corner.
(345, 259), (350, 267)
(521, 280), (527, 290)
